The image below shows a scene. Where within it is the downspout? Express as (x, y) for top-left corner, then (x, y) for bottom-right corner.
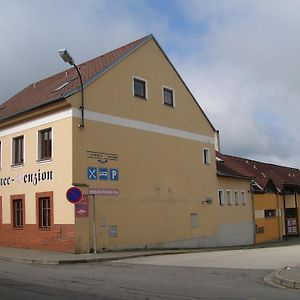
(250, 180), (256, 245)
(276, 192), (281, 241)
(295, 191), (299, 236)
(283, 194), (287, 240)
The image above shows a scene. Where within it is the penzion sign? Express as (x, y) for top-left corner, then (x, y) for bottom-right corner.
(0, 169), (53, 187)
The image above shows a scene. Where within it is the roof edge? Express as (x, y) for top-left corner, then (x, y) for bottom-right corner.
(63, 34), (154, 99)
(0, 95), (65, 124)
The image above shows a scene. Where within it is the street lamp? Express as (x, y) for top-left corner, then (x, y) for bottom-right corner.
(58, 49), (85, 128)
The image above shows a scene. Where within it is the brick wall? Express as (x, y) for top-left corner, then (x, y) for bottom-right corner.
(0, 223), (75, 253)
(0, 195), (75, 253)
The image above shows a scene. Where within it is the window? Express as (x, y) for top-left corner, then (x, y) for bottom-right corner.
(12, 198), (23, 229)
(191, 213), (198, 228)
(12, 135), (24, 166)
(234, 190), (239, 205)
(218, 190), (225, 206)
(265, 209), (276, 218)
(203, 148), (210, 165)
(39, 197), (51, 228)
(133, 77), (147, 99)
(226, 190), (233, 205)
(163, 87), (175, 107)
(241, 191), (246, 206)
(38, 128), (52, 160)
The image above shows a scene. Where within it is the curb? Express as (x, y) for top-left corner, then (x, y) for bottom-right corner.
(0, 250), (193, 265)
(272, 267), (300, 289)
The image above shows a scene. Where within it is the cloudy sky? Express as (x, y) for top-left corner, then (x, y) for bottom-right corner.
(1, 0), (299, 167)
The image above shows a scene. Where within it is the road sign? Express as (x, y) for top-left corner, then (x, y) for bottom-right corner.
(88, 188), (120, 196)
(87, 167), (97, 180)
(66, 186), (83, 204)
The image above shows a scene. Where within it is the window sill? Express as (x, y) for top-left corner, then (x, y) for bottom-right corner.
(11, 163), (24, 169)
(36, 158), (53, 164)
(12, 227), (24, 230)
(134, 95), (147, 100)
(164, 103), (175, 108)
(38, 227), (51, 231)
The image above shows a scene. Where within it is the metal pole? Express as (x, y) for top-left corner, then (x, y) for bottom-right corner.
(73, 64), (84, 128)
(92, 194), (97, 254)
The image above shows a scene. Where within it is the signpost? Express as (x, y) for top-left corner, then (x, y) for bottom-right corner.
(66, 186), (96, 254)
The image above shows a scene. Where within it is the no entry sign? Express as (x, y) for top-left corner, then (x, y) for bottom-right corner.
(66, 187), (83, 204)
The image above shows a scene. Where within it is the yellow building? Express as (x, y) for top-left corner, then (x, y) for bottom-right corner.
(0, 35), (255, 253)
(215, 152), (255, 246)
(218, 154), (300, 244)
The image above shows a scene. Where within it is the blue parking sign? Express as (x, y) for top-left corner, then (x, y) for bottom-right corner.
(110, 169), (119, 181)
(99, 168), (109, 180)
(87, 167), (97, 180)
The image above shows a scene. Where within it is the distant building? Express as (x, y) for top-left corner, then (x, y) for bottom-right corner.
(217, 153), (300, 244)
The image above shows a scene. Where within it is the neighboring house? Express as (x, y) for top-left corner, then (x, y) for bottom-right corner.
(0, 34), (244, 253)
(218, 153), (300, 244)
(216, 152), (255, 246)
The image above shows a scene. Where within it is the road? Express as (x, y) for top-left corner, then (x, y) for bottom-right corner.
(0, 245), (300, 299)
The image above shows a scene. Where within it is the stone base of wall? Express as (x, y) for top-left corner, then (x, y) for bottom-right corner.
(0, 224), (75, 253)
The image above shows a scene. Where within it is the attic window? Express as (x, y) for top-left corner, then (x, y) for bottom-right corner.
(261, 172), (266, 177)
(253, 165), (257, 169)
(0, 105), (6, 111)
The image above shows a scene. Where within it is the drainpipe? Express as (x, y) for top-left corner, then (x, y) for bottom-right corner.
(250, 180), (256, 245)
(276, 192), (281, 241)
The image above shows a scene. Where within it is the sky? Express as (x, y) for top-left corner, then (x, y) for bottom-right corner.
(1, 0), (300, 168)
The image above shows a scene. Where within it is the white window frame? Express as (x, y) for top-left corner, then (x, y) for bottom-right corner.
(11, 135), (25, 167)
(162, 85), (176, 107)
(132, 76), (148, 99)
(226, 190), (233, 205)
(37, 127), (53, 163)
(234, 190), (239, 205)
(218, 189), (225, 206)
(203, 147), (211, 165)
(241, 190), (246, 206)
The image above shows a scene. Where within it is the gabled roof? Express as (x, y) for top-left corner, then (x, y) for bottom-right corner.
(0, 34), (216, 132)
(0, 35), (152, 121)
(217, 152), (300, 193)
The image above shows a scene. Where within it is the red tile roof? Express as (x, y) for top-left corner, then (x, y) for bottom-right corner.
(217, 152), (300, 192)
(216, 151), (255, 179)
(0, 35), (153, 121)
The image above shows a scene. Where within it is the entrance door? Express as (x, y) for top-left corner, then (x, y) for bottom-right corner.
(285, 208), (298, 236)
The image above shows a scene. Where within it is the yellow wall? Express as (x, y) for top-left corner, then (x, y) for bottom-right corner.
(254, 193), (282, 243)
(0, 110), (74, 225)
(71, 39), (254, 252)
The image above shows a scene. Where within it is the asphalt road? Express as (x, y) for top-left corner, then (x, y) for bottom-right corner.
(0, 245), (300, 299)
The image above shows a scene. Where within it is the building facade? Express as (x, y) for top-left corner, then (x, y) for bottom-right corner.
(0, 35), (256, 253)
(218, 153), (300, 244)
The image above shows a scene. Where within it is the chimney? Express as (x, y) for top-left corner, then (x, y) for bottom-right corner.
(214, 130), (221, 152)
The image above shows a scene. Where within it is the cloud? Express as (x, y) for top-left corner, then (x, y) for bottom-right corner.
(174, 0), (300, 167)
(0, 0), (170, 102)
(1, 0), (300, 168)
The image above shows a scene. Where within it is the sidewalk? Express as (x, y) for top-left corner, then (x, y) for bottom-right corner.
(272, 265), (300, 289)
(0, 246), (193, 265)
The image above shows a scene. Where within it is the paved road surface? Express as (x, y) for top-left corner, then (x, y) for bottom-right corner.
(1, 245), (300, 299)
(119, 244), (300, 269)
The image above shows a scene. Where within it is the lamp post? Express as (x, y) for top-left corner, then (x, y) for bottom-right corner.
(58, 49), (85, 128)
